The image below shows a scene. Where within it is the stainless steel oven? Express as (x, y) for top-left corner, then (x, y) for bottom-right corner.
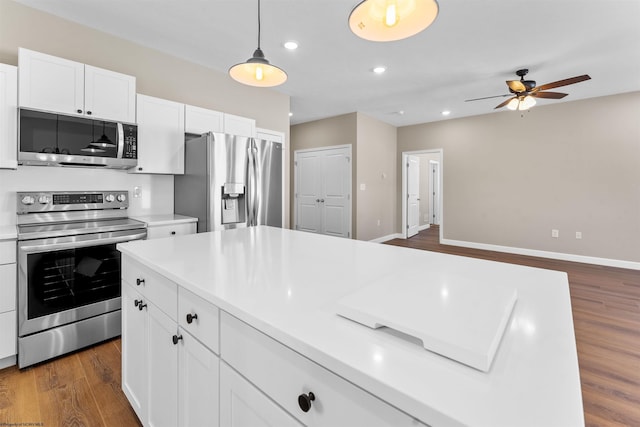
(16, 191), (146, 368)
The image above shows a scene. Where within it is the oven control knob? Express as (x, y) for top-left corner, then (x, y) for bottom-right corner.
(21, 195), (35, 205)
(117, 194), (127, 202)
(105, 194), (115, 203)
(38, 195), (50, 205)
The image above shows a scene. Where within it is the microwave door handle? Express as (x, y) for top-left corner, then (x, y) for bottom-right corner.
(116, 122), (124, 159)
(19, 231), (147, 253)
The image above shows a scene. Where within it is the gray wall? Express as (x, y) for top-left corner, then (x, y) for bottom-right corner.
(0, 0), (291, 227)
(398, 92), (640, 263)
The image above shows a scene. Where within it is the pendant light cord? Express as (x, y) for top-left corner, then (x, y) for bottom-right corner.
(257, 0), (261, 49)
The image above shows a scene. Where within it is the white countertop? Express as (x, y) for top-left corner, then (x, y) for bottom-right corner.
(129, 214), (197, 227)
(0, 225), (17, 240)
(117, 226), (584, 427)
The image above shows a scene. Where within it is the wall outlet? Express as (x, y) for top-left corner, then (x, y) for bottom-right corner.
(551, 229), (559, 238)
(133, 186), (142, 198)
(360, 183), (366, 191)
(575, 231), (582, 239)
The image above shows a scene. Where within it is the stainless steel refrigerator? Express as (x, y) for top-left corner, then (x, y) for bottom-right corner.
(174, 132), (282, 232)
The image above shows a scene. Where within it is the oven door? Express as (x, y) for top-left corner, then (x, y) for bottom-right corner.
(17, 229), (146, 337)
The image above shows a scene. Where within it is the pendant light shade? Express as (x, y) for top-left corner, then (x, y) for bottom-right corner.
(90, 121), (116, 148)
(507, 95), (537, 111)
(229, 0), (287, 87)
(349, 0), (439, 42)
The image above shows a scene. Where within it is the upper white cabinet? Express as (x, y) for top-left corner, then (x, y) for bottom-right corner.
(0, 64), (17, 169)
(185, 105), (223, 135)
(134, 94), (185, 175)
(18, 48), (136, 123)
(223, 113), (256, 138)
(256, 128), (285, 143)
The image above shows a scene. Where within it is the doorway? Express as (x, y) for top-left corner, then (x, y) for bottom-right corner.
(294, 145), (352, 238)
(401, 149), (442, 240)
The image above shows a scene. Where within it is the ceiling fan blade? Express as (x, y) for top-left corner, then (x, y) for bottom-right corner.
(494, 97), (515, 109)
(465, 94), (512, 102)
(531, 91), (568, 99)
(506, 80), (526, 92)
(535, 75), (591, 91)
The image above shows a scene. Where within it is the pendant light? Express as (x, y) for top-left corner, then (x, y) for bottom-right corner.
(349, 0), (439, 42)
(229, 0), (287, 87)
(90, 121), (116, 148)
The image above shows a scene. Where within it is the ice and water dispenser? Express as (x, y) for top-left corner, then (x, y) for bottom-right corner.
(221, 183), (246, 225)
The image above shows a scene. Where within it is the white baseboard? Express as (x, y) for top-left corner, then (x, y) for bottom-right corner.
(441, 238), (640, 270)
(369, 233), (403, 243)
(0, 355), (16, 370)
(418, 224), (431, 231)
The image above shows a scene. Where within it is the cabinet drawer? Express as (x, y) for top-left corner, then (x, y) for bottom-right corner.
(0, 240), (16, 264)
(178, 287), (219, 354)
(122, 256), (177, 320)
(0, 264), (16, 313)
(221, 313), (426, 427)
(147, 222), (196, 240)
(0, 310), (16, 359)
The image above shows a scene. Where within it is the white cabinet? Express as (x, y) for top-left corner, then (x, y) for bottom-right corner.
(147, 222), (196, 240)
(185, 105), (223, 134)
(121, 257), (219, 427)
(0, 64), (17, 169)
(134, 94), (185, 175)
(223, 113), (256, 137)
(18, 48), (136, 123)
(220, 361), (303, 427)
(0, 240), (16, 364)
(256, 128), (285, 144)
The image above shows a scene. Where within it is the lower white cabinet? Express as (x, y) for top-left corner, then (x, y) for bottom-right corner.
(220, 361), (302, 427)
(0, 239), (17, 362)
(147, 222), (196, 240)
(122, 258), (219, 427)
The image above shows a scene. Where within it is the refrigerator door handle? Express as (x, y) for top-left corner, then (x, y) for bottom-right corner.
(248, 144), (258, 226)
(252, 145), (261, 226)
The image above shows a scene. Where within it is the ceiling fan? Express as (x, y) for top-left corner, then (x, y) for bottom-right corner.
(466, 69), (591, 111)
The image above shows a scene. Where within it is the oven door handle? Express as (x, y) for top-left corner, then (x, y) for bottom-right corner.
(19, 231), (147, 253)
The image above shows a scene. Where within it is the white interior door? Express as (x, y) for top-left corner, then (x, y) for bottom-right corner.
(295, 145), (352, 238)
(295, 152), (322, 233)
(429, 160), (440, 225)
(407, 155), (420, 238)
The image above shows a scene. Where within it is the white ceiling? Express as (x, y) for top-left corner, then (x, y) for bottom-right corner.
(14, 0), (640, 127)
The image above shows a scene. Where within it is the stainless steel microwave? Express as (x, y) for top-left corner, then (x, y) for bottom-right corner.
(19, 109), (137, 169)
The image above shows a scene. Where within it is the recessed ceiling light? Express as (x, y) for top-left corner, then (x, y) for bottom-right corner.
(284, 41), (298, 50)
(289, 112), (293, 117)
(441, 110), (451, 116)
(373, 66), (386, 74)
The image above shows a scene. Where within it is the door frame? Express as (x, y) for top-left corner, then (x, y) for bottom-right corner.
(401, 149), (443, 240)
(293, 144), (352, 237)
(428, 160), (440, 225)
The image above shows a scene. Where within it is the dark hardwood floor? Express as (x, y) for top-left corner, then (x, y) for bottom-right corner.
(386, 225), (640, 427)
(1, 226), (638, 426)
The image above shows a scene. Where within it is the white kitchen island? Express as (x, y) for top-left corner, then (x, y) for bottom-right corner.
(117, 226), (583, 427)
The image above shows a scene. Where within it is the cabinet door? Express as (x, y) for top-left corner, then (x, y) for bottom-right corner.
(223, 113), (256, 138)
(185, 105), (223, 134)
(121, 284), (148, 425)
(84, 65), (136, 123)
(179, 330), (220, 427)
(18, 48), (84, 116)
(135, 94), (185, 174)
(0, 64), (17, 169)
(220, 362), (303, 427)
(148, 303), (178, 427)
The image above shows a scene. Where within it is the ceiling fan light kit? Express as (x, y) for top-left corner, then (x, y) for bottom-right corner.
(349, 0), (439, 42)
(229, 0), (287, 87)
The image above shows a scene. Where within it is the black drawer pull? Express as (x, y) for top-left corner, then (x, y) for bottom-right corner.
(138, 302), (147, 311)
(298, 392), (315, 413)
(171, 231), (176, 235)
(86, 111), (92, 115)
(172, 334), (183, 345)
(136, 278), (145, 286)
(77, 109), (82, 113)
(186, 313), (198, 324)
(134, 299), (141, 307)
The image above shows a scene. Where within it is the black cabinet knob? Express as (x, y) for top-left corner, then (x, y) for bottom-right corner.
(138, 167), (143, 171)
(171, 231), (176, 235)
(134, 299), (141, 307)
(136, 278), (145, 286)
(172, 334), (183, 345)
(297, 392), (315, 413)
(86, 111), (92, 115)
(77, 109), (82, 113)
(138, 302), (147, 311)
(186, 313), (198, 324)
